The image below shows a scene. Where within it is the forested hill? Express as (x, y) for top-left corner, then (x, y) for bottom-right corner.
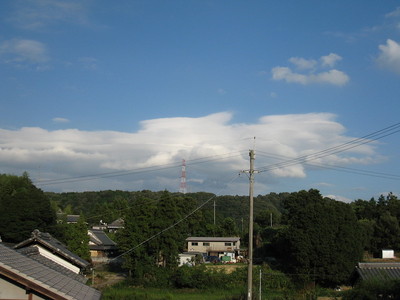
(45, 190), (290, 229)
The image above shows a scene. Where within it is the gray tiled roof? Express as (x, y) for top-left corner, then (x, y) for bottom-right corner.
(108, 218), (124, 228)
(17, 246), (88, 283)
(89, 230), (117, 251)
(89, 230), (116, 246)
(186, 237), (240, 242)
(0, 243), (101, 300)
(357, 262), (400, 281)
(14, 229), (90, 269)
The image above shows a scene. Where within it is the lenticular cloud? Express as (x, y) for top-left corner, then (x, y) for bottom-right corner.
(0, 112), (378, 193)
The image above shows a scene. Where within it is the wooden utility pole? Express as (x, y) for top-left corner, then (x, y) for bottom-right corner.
(247, 149), (255, 300)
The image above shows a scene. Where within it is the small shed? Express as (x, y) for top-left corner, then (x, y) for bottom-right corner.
(382, 249), (395, 259)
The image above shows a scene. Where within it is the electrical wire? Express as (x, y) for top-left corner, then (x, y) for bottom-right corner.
(109, 173), (241, 262)
(256, 151), (400, 181)
(256, 122), (400, 173)
(34, 150), (246, 186)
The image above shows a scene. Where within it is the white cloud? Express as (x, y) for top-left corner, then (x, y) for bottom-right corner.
(289, 57), (317, 70)
(376, 39), (400, 74)
(52, 117), (70, 123)
(0, 39), (49, 65)
(0, 112), (380, 194)
(324, 194), (353, 203)
(272, 67), (349, 86)
(271, 53), (349, 86)
(321, 53), (342, 67)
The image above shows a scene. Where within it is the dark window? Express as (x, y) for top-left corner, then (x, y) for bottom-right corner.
(203, 242), (210, 246)
(192, 242), (198, 246)
(225, 242), (232, 246)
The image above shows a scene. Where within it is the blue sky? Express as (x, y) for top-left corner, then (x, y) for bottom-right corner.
(1, 0), (400, 202)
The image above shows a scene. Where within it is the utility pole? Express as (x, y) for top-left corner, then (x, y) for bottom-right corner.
(247, 149), (256, 300)
(213, 199), (216, 225)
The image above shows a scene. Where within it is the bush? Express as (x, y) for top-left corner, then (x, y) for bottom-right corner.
(173, 264), (246, 290)
(342, 279), (400, 299)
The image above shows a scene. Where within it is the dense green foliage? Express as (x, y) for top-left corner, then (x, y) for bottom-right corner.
(53, 215), (91, 261)
(271, 189), (363, 286)
(45, 190), (288, 232)
(3, 172), (400, 292)
(343, 279), (400, 299)
(0, 173), (56, 243)
(351, 192), (400, 256)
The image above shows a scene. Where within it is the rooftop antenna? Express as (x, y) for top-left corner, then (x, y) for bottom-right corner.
(179, 159), (187, 194)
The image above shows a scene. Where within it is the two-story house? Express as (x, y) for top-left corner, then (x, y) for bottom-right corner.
(186, 237), (241, 261)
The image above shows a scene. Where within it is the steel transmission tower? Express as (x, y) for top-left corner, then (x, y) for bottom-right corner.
(179, 159), (187, 194)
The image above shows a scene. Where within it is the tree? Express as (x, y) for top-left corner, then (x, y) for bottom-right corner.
(116, 196), (157, 280)
(371, 211), (400, 254)
(275, 189), (363, 286)
(0, 173), (56, 243)
(63, 215), (91, 261)
(152, 191), (182, 268)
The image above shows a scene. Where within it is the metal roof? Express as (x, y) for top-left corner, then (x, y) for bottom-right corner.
(0, 243), (101, 300)
(357, 262), (400, 281)
(186, 237), (240, 242)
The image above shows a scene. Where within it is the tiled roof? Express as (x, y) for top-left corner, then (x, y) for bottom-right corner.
(89, 230), (116, 246)
(89, 230), (117, 251)
(0, 243), (101, 300)
(17, 246), (88, 283)
(186, 237), (240, 242)
(67, 215), (81, 223)
(357, 262), (400, 281)
(14, 229), (90, 269)
(108, 218), (124, 227)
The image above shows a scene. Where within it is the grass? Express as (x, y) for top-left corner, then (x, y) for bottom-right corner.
(102, 286), (246, 300)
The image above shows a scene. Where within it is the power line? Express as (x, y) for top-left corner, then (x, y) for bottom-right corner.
(256, 151), (400, 181)
(110, 173), (241, 262)
(34, 150), (246, 186)
(256, 122), (400, 173)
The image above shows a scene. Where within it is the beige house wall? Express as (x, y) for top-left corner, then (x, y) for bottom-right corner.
(187, 240), (240, 253)
(0, 277), (46, 300)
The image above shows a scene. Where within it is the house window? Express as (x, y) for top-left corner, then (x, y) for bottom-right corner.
(203, 242), (210, 246)
(225, 242), (232, 246)
(191, 242), (198, 246)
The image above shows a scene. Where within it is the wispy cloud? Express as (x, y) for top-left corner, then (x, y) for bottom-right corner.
(8, 0), (90, 30)
(0, 112), (380, 194)
(385, 7), (400, 19)
(271, 53), (349, 86)
(376, 39), (400, 74)
(217, 88), (227, 95)
(0, 38), (49, 68)
(52, 117), (70, 123)
(78, 57), (98, 70)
